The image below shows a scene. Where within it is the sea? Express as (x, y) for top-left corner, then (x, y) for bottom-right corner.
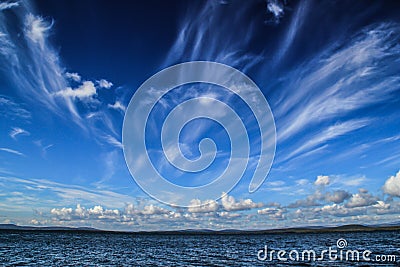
(0, 230), (399, 266)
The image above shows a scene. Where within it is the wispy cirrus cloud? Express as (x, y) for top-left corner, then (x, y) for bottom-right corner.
(0, 96), (31, 121)
(266, 22), (400, 169)
(279, 119), (370, 163)
(272, 0), (309, 63)
(0, 147), (25, 157)
(0, 176), (138, 209)
(9, 127), (30, 140)
(0, 2), (123, 149)
(163, 1), (263, 71)
(163, 1), (400, 173)
(0, 1), (19, 11)
(274, 23), (400, 143)
(103, 135), (123, 149)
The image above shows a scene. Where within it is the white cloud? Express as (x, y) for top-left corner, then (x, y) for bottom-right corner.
(24, 13), (53, 49)
(54, 81), (97, 101)
(345, 189), (378, 208)
(282, 119), (369, 162)
(32, 140), (54, 158)
(221, 193), (263, 211)
(317, 204), (365, 217)
(1, 11), (71, 118)
(0, 176), (138, 209)
(258, 206), (286, 220)
(315, 175), (330, 186)
(162, 0), (263, 71)
(188, 199), (219, 213)
(266, 180), (285, 187)
(383, 170), (400, 197)
(141, 204), (170, 215)
(30, 219), (40, 225)
(331, 175), (367, 187)
(0, 147), (25, 157)
(296, 179), (309, 186)
(51, 204), (120, 221)
(272, 0), (308, 62)
(266, 0), (284, 19)
(98, 79), (113, 89)
(124, 203), (136, 215)
(104, 135), (123, 149)
(288, 188), (351, 208)
(51, 207), (73, 220)
(0, 97), (31, 120)
(273, 23), (400, 168)
(325, 190), (351, 204)
(0, 1), (19, 11)
(372, 200), (391, 215)
(0, 1), (125, 149)
(288, 191), (324, 208)
(65, 72), (81, 82)
(9, 127), (30, 140)
(108, 101), (126, 112)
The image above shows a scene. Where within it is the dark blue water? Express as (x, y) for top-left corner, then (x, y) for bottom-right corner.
(0, 230), (399, 266)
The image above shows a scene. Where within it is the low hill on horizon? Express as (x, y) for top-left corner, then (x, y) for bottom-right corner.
(1, 223), (400, 234)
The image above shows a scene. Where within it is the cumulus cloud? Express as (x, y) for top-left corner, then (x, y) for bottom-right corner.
(383, 170), (400, 197)
(345, 189), (378, 208)
(98, 79), (113, 89)
(124, 203), (136, 216)
(9, 127), (30, 140)
(317, 204), (365, 217)
(372, 200), (391, 215)
(51, 204), (120, 221)
(65, 72), (81, 82)
(50, 207), (73, 220)
(315, 175), (330, 186)
(141, 204), (170, 215)
(289, 188), (352, 208)
(325, 190), (351, 204)
(221, 193), (263, 211)
(54, 81), (97, 101)
(258, 206), (286, 220)
(188, 199), (219, 213)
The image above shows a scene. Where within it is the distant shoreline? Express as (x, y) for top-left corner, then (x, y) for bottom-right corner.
(1, 223), (400, 234)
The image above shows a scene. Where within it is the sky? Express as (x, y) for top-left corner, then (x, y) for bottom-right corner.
(0, 0), (400, 231)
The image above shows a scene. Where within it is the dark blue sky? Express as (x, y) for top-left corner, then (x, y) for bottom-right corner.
(0, 0), (400, 230)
